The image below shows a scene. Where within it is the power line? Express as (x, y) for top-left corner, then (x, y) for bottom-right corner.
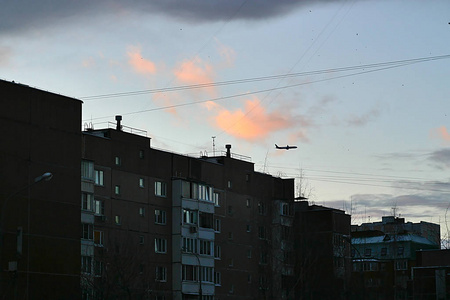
(80, 54), (450, 100)
(82, 54), (450, 122)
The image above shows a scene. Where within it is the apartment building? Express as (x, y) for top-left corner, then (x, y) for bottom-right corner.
(0, 80), (82, 299)
(81, 117), (296, 299)
(351, 216), (440, 299)
(293, 201), (352, 299)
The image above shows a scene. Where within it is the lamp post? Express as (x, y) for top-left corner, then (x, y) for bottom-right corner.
(0, 172), (53, 298)
(182, 247), (203, 299)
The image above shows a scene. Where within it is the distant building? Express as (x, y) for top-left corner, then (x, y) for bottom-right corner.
(293, 201), (352, 299)
(411, 249), (450, 300)
(0, 80), (82, 299)
(351, 216), (440, 300)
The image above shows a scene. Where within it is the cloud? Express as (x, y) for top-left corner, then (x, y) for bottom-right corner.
(127, 46), (156, 75)
(0, 46), (12, 66)
(346, 106), (381, 127)
(214, 97), (299, 141)
(174, 56), (216, 96)
(215, 39), (236, 67)
(428, 148), (450, 169)
(431, 126), (450, 143)
(0, 1), (340, 34)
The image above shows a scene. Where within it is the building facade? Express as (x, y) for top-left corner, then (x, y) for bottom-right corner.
(1, 80), (82, 299)
(351, 216), (440, 300)
(81, 118), (296, 300)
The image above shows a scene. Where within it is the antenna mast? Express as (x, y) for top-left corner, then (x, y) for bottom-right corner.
(212, 136), (216, 156)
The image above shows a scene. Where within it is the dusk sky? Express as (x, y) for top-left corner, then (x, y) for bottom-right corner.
(1, 1), (450, 229)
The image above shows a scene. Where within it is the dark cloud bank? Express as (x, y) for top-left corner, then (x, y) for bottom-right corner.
(0, 0), (339, 34)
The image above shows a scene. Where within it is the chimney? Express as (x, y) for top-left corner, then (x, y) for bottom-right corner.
(225, 144), (231, 158)
(115, 115), (122, 131)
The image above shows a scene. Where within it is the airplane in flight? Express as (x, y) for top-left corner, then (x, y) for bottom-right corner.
(275, 144), (298, 150)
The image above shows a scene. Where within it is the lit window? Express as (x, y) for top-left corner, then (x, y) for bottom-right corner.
(114, 215), (121, 225)
(114, 185), (120, 195)
(155, 266), (167, 282)
(94, 230), (103, 246)
(246, 199), (251, 208)
(155, 181), (167, 197)
(94, 170), (104, 186)
(227, 181), (232, 188)
(155, 209), (166, 224)
(139, 178), (144, 188)
(183, 209), (198, 225)
(155, 238), (167, 253)
(115, 156), (121, 166)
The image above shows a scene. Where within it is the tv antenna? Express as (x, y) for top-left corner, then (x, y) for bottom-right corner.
(212, 136), (216, 156)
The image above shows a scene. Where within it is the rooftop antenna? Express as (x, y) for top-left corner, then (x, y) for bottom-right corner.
(212, 136), (216, 156)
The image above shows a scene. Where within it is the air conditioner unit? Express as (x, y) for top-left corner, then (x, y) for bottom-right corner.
(190, 226), (198, 233)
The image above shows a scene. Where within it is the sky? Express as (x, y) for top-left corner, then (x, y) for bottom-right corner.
(1, 0), (450, 230)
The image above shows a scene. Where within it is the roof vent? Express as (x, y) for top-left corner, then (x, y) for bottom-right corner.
(115, 115), (122, 131)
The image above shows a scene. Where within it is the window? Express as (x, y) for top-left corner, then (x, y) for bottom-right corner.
(258, 226), (266, 239)
(182, 237), (197, 253)
(248, 274), (252, 283)
(115, 156), (121, 166)
(200, 266), (214, 283)
(139, 178), (144, 188)
(213, 192), (220, 206)
(258, 201), (266, 215)
(155, 181), (166, 197)
(156, 266), (167, 282)
(260, 251), (268, 264)
(396, 260), (408, 270)
(246, 174), (250, 182)
(81, 192), (94, 211)
(94, 170), (104, 186)
(381, 247), (387, 256)
(114, 215), (121, 225)
(281, 203), (290, 216)
(215, 245), (221, 259)
(199, 240), (213, 256)
(155, 209), (166, 224)
(139, 207), (145, 217)
(155, 238), (167, 253)
(94, 260), (103, 276)
(139, 235), (145, 245)
(114, 185), (120, 195)
(214, 219), (221, 232)
(364, 248), (372, 257)
(247, 249), (252, 258)
(199, 212), (213, 229)
(182, 265), (198, 281)
(397, 246), (404, 256)
(214, 272), (221, 286)
(281, 226), (290, 240)
(183, 209), (197, 225)
(82, 223), (93, 240)
(227, 205), (233, 215)
(246, 199), (251, 208)
(228, 232), (233, 240)
(94, 230), (103, 246)
(227, 181), (232, 188)
(81, 160), (94, 180)
(155, 295), (165, 300)
(94, 200), (105, 215)
(197, 184), (211, 201)
(81, 256), (92, 273)
(139, 150), (144, 159)
(246, 224), (251, 232)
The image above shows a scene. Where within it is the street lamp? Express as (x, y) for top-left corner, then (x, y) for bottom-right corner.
(0, 172), (53, 297)
(182, 247), (203, 299)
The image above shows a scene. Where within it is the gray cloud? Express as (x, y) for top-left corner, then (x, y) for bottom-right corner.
(0, 46), (12, 66)
(346, 106), (382, 127)
(0, 0), (340, 35)
(428, 148), (450, 169)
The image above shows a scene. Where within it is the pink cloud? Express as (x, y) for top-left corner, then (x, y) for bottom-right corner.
(214, 97), (296, 141)
(127, 46), (156, 74)
(174, 57), (216, 97)
(431, 126), (450, 143)
(215, 39), (236, 66)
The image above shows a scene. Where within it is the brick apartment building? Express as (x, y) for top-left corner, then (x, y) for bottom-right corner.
(2, 79), (353, 299)
(0, 80), (81, 299)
